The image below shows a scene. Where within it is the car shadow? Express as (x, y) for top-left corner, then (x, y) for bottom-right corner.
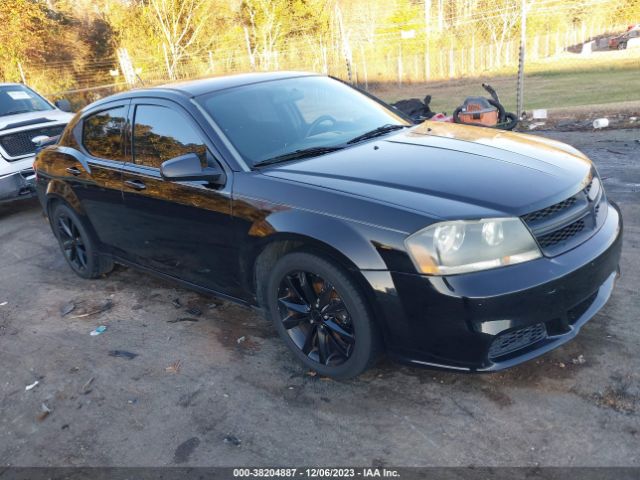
(0, 197), (41, 220)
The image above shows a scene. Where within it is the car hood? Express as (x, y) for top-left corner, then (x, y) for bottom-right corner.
(0, 109), (73, 132)
(261, 122), (593, 219)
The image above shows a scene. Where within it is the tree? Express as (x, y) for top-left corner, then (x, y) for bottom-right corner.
(0, 0), (54, 82)
(147, 0), (212, 80)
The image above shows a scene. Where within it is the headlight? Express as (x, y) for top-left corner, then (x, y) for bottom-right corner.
(404, 218), (541, 275)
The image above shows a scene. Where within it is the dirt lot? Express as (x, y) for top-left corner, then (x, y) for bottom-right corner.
(1, 129), (639, 467)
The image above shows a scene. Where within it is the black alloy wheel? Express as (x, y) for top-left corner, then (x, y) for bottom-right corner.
(56, 213), (89, 272)
(277, 270), (355, 366)
(51, 203), (113, 279)
(267, 251), (382, 379)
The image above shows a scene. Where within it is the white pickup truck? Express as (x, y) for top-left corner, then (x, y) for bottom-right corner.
(0, 83), (73, 203)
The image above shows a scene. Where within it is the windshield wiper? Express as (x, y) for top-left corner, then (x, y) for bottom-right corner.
(253, 146), (344, 168)
(346, 124), (408, 144)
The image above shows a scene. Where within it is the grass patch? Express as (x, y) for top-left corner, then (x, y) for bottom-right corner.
(371, 50), (640, 114)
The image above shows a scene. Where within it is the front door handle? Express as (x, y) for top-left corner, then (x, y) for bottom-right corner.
(66, 166), (82, 176)
(124, 179), (146, 191)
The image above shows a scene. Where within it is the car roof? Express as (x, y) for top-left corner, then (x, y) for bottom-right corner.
(159, 71), (317, 96)
(84, 71), (319, 112)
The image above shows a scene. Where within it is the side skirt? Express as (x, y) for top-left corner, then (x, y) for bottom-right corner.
(108, 254), (256, 309)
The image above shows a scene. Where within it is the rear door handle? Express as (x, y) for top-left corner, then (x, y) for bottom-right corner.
(124, 179), (146, 191)
(66, 166), (82, 176)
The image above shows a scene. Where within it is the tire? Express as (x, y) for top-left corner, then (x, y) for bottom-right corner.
(618, 43), (627, 50)
(50, 202), (113, 279)
(266, 251), (382, 379)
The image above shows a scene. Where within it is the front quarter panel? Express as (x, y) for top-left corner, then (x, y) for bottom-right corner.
(232, 172), (424, 274)
(232, 172), (420, 346)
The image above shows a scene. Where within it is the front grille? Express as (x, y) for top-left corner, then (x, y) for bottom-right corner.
(488, 323), (547, 360)
(521, 174), (605, 256)
(0, 125), (65, 159)
(521, 197), (577, 223)
(537, 219), (585, 248)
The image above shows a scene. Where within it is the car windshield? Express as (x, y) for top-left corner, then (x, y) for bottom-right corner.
(0, 84), (54, 118)
(197, 76), (409, 167)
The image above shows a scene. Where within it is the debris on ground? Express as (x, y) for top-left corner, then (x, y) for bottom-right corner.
(25, 380), (39, 391)
(173, 437), (201, 464)
(70, 299), (113, 319)
(236, 336), (246, 344)
(593, 118), (609, 129)
(0, 301), (7, 306)
(572, 355), (586, 365)
(531, 109), (547, 121)
(165, 360), (182, 374)
(306, 370), (318, 377)
(172, 298), (182, 309)
(391, 95), (436, 123)
(108, 350), (138, 360)
(186, 307), (202, 317)
(224, 435), (241, 446)
(37, 403), (52, 421)
(90, 325), (107, 336)
(167, 317), (199, 323)
(60, 302), (75, 317)
(81, 377), (94, 394)
(593, 387), (638, 414)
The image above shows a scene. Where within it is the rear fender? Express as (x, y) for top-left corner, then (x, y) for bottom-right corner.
(45, 179), (84, 216)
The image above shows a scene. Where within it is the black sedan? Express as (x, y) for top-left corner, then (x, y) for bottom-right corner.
(34, 72), (622, 379)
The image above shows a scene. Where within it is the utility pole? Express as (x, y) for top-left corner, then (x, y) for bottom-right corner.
(516, 0), (527, 119)
(17, 62), (26, 84)
(335, 4), (353, 84)
(118, 48), (137, 86)
(424, 0), (431, 81)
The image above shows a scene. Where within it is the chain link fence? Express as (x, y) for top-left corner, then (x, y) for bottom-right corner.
(19, 0), (640, 117)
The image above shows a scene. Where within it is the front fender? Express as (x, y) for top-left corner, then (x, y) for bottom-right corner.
(263, 208), (391, 270)
(236, 203), (410, 344)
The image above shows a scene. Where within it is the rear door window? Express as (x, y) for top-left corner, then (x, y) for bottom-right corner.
(82, 106), (127, 161)
(132, 105), (207, 169)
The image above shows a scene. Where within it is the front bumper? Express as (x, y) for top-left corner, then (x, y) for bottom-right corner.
(0, 169), (37, 203)
(365, 201), (623, 372)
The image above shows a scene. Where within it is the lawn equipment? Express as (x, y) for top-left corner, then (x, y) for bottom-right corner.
(453, 83), (518, 130)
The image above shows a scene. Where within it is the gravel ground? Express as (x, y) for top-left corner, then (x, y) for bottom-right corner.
(0, 129), (639, 467)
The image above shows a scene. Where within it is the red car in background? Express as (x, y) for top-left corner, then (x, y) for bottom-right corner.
(609, 25), (639, 49)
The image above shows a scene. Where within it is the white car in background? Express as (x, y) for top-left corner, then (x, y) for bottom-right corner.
(0, 84), (73, 203)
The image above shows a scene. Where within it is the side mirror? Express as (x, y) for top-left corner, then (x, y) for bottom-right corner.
(55, 99), (73, 112)
(160, 153), (225, 185)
